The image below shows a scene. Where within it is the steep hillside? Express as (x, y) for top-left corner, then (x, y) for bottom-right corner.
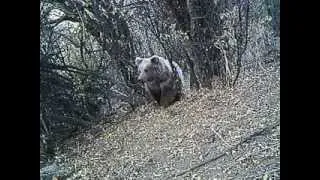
(41, 61), (280, 180)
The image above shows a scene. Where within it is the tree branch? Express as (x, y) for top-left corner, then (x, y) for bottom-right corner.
(48, 15), (79, 26)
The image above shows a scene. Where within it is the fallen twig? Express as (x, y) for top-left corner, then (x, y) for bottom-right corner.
(167, 121), (280, 179)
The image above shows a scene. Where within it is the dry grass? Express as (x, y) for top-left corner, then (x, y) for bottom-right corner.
(42, 60), (280, 180)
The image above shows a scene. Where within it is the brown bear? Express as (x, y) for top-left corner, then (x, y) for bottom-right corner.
(135, 55), (185, 107)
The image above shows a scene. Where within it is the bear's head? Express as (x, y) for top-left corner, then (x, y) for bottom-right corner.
(135, 56), (163, 82)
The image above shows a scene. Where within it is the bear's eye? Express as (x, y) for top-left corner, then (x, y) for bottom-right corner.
(144, 69), (148, 73)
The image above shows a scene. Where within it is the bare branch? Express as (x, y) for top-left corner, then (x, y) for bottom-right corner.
(48, 15), (79, 26)
(168, 121), (280, 179)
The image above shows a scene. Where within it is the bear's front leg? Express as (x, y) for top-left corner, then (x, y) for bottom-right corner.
(159, 79), (178, 107)
(145, 82), (161, 105)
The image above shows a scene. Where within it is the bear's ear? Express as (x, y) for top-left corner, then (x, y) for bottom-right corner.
(135, 57), (143, 66)
(150, 57), (159, 64)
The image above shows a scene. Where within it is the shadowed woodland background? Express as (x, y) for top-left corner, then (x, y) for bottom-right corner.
(40, 0), (280, 175)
